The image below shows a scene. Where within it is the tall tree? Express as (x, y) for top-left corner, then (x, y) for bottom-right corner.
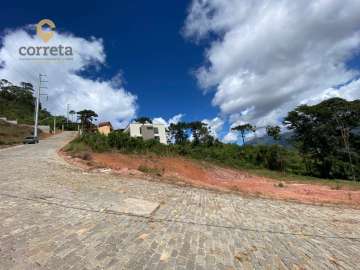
(231, 123), (254, 145)
(266, 125), (281, 141)
(168, 122), (189, 144)
(284, 98), (360, 180)
(188, 121), (212, 145)
(77, 109), (98, 131)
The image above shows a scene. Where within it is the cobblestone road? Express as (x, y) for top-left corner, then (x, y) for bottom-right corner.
(1, 132), (360, 269)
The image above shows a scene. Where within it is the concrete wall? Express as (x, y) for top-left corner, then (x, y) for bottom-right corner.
(38, 125), (50, 133)
(98, 125), (112, 135)
(125, 123), (167, 144)
(0, 117), (18, 125)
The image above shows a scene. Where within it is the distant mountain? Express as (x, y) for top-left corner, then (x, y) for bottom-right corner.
(247, 131), (294, 148)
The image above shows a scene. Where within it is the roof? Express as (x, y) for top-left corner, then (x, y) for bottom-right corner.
(98, 121), (112, 128)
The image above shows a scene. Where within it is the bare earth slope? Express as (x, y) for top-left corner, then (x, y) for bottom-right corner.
(1, 132), (360, 269)
(70, 152), (360, 207)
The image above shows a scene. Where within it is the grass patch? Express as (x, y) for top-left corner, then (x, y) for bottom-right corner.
(138, 165), (164, 176)
(248, 168), (360, 191)
(63, 137), (93, 160)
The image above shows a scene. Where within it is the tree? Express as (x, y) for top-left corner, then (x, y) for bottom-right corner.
(168, 122), (189, 144)
(20, 82), (34, 92)
(231, 123), (254, 145)
(284, 98), (360, 180)
(188, 121), (213, 145)
(266, 125), (281, 141)
(134, 116), (152, 124)
(77, 109), (98, 131)
(0, 79), (40, 124)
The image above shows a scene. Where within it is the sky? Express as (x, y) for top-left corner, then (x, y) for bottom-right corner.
(1, 0), (360, 142)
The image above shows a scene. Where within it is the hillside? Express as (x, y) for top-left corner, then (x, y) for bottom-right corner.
(0, 120), (33, 146)
(0, 120), (50, 147)
(0, 79), (51, 124)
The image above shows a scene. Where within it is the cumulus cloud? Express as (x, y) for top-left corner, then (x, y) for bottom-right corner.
(153, 113), (185, 126)
(202, 116), (224, 138)
(0, 27), (137, 128)
(223, 131), (238, 143)
(184, 0), (360, 128)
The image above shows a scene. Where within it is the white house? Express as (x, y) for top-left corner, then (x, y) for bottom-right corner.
(124, 122), (167, 144)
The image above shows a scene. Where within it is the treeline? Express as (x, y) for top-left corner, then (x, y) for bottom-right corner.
(74, 97), (360, 181)
(0, 79), (51, 124)
(75, 130), (304, 175)
(0, 79), (100, 131)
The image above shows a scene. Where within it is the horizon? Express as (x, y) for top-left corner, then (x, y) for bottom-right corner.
(1, 0), (360, 143)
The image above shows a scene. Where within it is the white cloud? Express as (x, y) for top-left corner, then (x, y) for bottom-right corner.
(223, 131), (238, 143)
(153, 113), (184, 126)
(202, 116), (224, 138)
(184, 0), (360, 128)
(152, 117), (167, 125)
(0, 27), (137, 128)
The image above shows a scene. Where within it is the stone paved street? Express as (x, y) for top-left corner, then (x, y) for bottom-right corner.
(1, 132), (360, 269)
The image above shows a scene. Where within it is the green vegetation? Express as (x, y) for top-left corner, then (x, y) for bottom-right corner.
(70, 97), (360, 182)
(72, 130), (305, 176)
(0, 79), (95, 132)
(77, 109), (98, 131)
(266, 125), (281, 141)
(138, 165), (164, 176)
(232, 123), (256, 145)
(0, 79), (51, 124)
(284, 98), (360, 180)
(0, 120), (34, 146)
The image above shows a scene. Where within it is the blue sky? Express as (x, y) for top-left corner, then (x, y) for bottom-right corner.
(0, 0), (218, 121)
(1, 1), (360, 142)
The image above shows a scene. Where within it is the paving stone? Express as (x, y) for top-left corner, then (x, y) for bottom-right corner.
(109, 198), (160, 217)
(0, 132), (360, 269)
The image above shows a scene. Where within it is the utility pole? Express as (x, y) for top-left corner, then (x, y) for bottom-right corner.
(33, 74), (47, 138)
(53, 116), (56, 134)
(66, 104), (70, 125)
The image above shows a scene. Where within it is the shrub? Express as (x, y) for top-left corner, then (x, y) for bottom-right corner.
(138, 165), (164, 176)
(80, 132), (109, 152)
(76, 131), (305, 175)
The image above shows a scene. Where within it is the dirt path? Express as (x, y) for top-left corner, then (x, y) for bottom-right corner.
(81, 152), (360, 207)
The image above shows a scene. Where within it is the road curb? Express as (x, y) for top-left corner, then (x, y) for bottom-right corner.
(0, 144), (24, 152)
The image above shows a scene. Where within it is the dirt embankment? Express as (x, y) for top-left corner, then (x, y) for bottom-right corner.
(0, 120), (53, 148)
(62, 151), (360, 207)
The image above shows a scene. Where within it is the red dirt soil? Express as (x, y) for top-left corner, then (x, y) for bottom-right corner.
(65, 151), (360, 207)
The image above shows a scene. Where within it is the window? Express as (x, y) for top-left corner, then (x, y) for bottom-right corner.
(154, 136), (160, 141)
(139, 127), (142, 134)
(147, 126), (153, 130)
(154, 127), (159, 134)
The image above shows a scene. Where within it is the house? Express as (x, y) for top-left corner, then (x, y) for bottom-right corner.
(98, 122), (113, 135)
(124, 122), (167, 144)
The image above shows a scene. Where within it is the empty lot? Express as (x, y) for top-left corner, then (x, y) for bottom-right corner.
(1, 132), (360, 269)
